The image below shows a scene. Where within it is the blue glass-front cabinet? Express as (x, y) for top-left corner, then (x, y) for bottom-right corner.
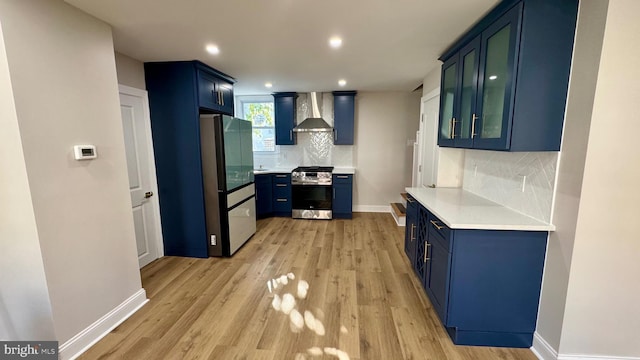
(438, 0), (578, 151)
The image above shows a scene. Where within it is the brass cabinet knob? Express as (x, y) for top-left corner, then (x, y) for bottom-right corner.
(144, 191), (154, 198)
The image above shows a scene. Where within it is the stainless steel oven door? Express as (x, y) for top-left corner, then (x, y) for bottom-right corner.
(292, 185), (332, 219)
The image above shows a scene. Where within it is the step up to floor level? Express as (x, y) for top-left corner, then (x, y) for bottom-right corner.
(390, 202), (406, 226)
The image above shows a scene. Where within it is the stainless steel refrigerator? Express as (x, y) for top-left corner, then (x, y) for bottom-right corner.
(199, 114), (256, 256)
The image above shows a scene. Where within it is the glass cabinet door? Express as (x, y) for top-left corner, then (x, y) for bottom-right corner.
(474, 3), (521, 150)
(455, 37), (480, 148)
(438, 55), (458, 147)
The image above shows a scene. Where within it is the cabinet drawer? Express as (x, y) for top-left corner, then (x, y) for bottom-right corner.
(428, 215), (451, 247)
(273, 197), (291, 212)
(272, 173), (291, 183)
(332, 174), (352, 184)
(273, 186), (290, 198)
(429, 227), (452, 253)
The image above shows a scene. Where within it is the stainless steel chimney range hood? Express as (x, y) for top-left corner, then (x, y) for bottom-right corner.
(293, 92), (333, 132)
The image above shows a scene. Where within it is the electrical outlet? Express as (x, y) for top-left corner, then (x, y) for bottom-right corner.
(211, 235), (216, 246)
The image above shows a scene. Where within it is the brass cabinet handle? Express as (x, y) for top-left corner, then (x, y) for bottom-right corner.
(471, 113), (478, 138)
(430, 220), (444, 230)
(144, 191), (154, 198)
(410, 224), (416, 241)
(424, 242), (431, 262)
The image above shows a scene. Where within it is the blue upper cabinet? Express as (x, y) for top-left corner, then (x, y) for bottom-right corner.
(332, 91), (356, 145)
(196, 62), (235, 115)
(273, 92), (297, 145)
(438, 0), (578, 151)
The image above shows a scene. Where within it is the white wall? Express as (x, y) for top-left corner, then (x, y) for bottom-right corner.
(535, 0), (609, 352)
(558, 0), (640, 356)
(354, 91), (421, 208)
(0, 21), (56, 341)
(422, 67), (441, 96)
(463, 151), (558, 222)
(114, 52), (146, 89)
(0, 0), (142, 344)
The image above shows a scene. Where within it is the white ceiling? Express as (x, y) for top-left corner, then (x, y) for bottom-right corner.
(65, 0), (499, 95)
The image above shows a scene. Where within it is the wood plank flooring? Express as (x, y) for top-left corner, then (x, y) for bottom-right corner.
(79, 213), (538, 360)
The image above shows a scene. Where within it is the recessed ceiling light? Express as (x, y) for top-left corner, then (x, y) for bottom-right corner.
(206, 44), (220, 55)
(338, 79), (347, 87)
(489, 75), (498, 80)
(265, 82), (273, 88)
(329, 37), (343, 48)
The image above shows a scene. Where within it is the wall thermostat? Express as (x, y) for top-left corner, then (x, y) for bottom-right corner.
(73, 145), (97, 160)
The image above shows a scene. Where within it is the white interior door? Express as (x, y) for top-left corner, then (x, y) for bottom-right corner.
(417, 90), (441, 188)
(119, 85), (163, 268)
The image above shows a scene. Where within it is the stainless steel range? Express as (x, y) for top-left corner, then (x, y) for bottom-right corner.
(291, 166), (334, 219)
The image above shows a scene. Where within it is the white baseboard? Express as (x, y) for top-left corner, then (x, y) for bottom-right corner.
(532, 332), (640, 360)
(559, 355), (640, 360)
(532, 332), (558, 360)
(353, 205), (391, 213)
(59, 288), (148, 360)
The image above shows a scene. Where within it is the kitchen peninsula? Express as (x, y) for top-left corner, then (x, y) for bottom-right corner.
(404, 187), (553, 348)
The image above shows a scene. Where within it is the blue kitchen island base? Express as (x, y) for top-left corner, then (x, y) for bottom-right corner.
(446, 328), (533, 348)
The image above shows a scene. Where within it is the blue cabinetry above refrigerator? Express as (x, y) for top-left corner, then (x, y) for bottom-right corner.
(145, 61), (255, 258)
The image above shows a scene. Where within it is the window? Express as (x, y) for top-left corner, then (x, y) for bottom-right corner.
(237, 96), (275, 152)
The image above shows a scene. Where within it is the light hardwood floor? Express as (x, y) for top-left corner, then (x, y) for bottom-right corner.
(80, 213), (539, 360)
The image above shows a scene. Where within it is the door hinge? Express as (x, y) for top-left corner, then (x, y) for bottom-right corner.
(211, 235), (216, 246)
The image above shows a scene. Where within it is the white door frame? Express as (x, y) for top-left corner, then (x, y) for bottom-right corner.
(119, 84), (164, 259)
(416, 87), (440, 188)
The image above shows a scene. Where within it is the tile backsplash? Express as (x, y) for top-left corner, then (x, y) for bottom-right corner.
(463, 150), (558, 223)
(253, 92), (354, 169)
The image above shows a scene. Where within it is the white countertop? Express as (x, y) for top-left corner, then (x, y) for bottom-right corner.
(333, 167), (355, 174)
(405, 187), (555, 231)
(253, 167), (356, 175)
(253, 167), (295, 174)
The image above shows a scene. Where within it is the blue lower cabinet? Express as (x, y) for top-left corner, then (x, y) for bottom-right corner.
(404, 196), (419, 265)
(332, 174), (353, 219)
(255, 174), (272, 218)
(272, 173), (292, 216)
(406, 205), (548, 348)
